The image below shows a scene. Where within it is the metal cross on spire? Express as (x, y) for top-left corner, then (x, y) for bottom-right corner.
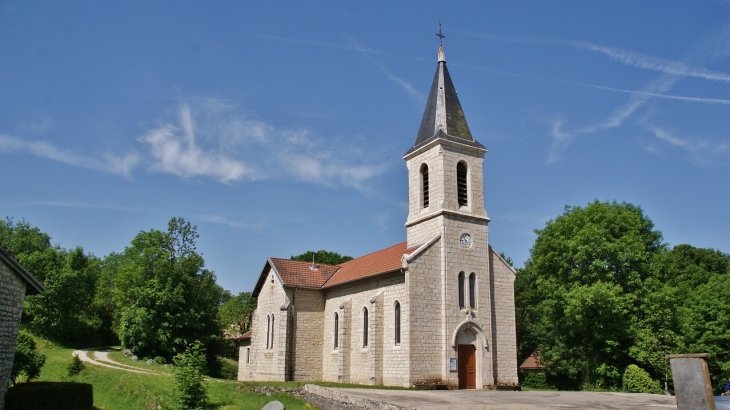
(436, 20), (445, 46)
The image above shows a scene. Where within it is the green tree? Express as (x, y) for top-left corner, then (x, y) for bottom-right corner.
(660, 245), (730, 393)
(518, 200), (673, 389)
(218, 291), (257, 336)
(1, 218), (100, 342)
(291, 250), (353, 265)
(10, 333), (46, 384)
(114, 217), (224, 360)
(172, 340), (208, 410)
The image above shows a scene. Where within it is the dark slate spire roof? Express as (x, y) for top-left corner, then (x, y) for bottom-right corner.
(405, 45), (485, 156)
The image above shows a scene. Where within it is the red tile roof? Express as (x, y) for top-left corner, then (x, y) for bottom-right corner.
(253, 241), (421, 295)
(233, 331), (252, 341)
(323, 242), (416, 288)
(270, 258), (340, 288)
(519, 351), (545, 370)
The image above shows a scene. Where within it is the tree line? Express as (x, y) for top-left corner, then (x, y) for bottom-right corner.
(516, 200), (730, 393)
(0, 216), (257, 364)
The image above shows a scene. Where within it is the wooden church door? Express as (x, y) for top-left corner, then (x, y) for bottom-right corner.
(458, 344), (476, 389)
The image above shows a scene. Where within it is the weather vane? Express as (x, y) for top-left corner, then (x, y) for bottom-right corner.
(436, 20), (445, 46)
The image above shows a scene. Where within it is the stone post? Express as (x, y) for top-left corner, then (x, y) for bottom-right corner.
(666, 353), (715, 410)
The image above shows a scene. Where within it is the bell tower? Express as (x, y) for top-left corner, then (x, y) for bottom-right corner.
(404, 42), (490, 248)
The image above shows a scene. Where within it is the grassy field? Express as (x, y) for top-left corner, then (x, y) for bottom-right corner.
(32, 338), (316, 410)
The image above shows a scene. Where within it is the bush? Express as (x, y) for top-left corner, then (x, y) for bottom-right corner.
(623, 364), (662, 394)
(10, 333), (46, 384)
(67, 354), (85, 376)
(520, 371), (554, 390)
(5, 382), (93, 410)
(172, 341), (208, 410)
(153, 356), (166, 365)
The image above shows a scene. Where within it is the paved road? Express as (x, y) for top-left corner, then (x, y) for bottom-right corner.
(337, 388), (678, 410)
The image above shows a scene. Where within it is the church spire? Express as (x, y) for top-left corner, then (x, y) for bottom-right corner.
(410, 26), (474, 151)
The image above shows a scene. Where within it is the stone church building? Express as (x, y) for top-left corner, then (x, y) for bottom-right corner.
(238, 44), (518, 389)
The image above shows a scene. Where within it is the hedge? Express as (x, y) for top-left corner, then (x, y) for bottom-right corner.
(5, 382), (93, 410)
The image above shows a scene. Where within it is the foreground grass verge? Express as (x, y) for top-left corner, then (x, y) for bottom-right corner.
(33, 338), (316, 410)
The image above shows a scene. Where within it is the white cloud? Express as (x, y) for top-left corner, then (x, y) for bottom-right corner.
(641, 121), (730, 165)
(565, 40), (730, 83)
(197, 214), (266, 231)
(139, 103), (386, 189)
(140, 105), (249, 183)
(0, 133), (139, 176)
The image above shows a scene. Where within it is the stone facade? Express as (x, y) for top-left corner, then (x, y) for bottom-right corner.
(0, 247), (43, 410)
(238, 47), (518, 389)
(0, 262), (26, 410)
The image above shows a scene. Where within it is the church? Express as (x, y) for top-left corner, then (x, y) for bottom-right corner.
(237, 42), (518, 389)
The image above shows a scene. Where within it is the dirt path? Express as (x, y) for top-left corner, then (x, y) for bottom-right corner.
(72, 349), (168, 376)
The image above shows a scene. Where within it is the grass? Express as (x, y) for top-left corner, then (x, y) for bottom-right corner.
(31, 338), (317, 410)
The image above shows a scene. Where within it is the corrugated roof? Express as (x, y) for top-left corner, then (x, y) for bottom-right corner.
(323, 242), (416, 288)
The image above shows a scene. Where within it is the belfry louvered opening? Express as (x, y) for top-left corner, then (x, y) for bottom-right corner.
(457, 161), (468, 207)
(420, 164), (429, 208)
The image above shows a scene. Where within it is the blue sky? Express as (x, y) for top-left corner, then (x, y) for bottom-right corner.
(1, 1), (729, 294)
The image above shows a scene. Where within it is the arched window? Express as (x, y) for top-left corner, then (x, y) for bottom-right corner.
(457, 161), (468, 207)
(266, 315), (271, 349)
(394, 301), (401, 345)
(458, 272), (465, 309)
(334, 312), (339, 349)
(270, 314), (275, 349)
(469, 273), (476, 309)
(363, 307), (369, 347)
(420, 164), (429, 208)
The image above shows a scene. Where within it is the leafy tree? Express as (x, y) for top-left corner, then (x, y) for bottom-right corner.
(291, 250), (353, 266)
(10, 333), (46, 384)
(218, 291), (257, 336)
(114, 217), (224, 360)
(660, 244), (730, 393)
(1, 218), (99, 342)
(518, 200), (673, 389)
(172, 340), (208, 410)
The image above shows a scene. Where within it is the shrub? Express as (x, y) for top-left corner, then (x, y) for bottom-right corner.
(172, 340), (208, 410)
(10, 333), (46, 384)
(67, 354), (85, 376)
(520, 371), (554, 390)
(5, 382), (93, 410)
(153, 356), (166, 365)
(623, 364), (662, 394)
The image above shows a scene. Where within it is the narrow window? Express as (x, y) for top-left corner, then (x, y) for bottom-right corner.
(457, 161), (468, 207)
(458, 272), (465, 309)
(246, 347), (250, 364)
(363, 308), (369, 347)
(394, 301), (401, 345)
(270, 314), (275, 349)
(266, 315), (271, 349)
(469, 273), (476, 309)
(334, 312), (339, 349)
(421, 164), (429, 208)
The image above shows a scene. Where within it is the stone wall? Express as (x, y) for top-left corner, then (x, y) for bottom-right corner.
(406, 238), (443, 383)
(0, 259), (27, 410)
(489, 247), (518, 385)
(240, 265), (290, 382)
(288, 288), (324, 381)
(442, 213), (494, 388)
(322, 271), (409, 387)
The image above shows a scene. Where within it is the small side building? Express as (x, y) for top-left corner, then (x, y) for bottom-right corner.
(0, 244), (45, 410)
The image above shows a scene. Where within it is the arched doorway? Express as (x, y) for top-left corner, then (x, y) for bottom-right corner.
(456, 327), (477, 389)
(452, 321), (490, 389)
